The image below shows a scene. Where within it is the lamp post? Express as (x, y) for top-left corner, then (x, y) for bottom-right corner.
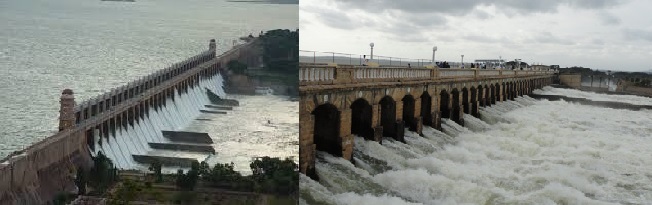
(461, 55), (464, 68)
(432, 46), (437, 65)
(607, 70), (612, 88)
(370, 42), (374, 60)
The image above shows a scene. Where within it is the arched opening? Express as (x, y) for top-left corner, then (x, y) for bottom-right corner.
(495, 83), (500, 102)
(380, 96), (397, 138)
(477, 85), (484, 107)
(489, 84), (496, 105)
(440, 90), (450, 118)
(420, 92), (432, 127)
(312, 103), (342, 157)
(462, 88), (469, 114)
(351, 99), (373, 140)
(402, 95), (416, 132)
(470, 87), (478, 117)
(451, 88), (463, 125)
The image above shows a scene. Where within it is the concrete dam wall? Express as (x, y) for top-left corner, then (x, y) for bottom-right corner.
(0, 39), (257, 204)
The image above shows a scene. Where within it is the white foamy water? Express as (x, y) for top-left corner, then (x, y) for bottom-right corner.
(301, 87), (652, 205)
(533, 86), (652, 106)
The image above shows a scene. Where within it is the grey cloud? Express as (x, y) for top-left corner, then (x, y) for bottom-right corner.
(331, 0), (627, 15)
(598, 12), (621, 25)
(623, 28), (652, 42)
(300, 5), (359, 30)
(533, 32), (575, 45)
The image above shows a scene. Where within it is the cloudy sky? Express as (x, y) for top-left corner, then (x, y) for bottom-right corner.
(300, 0), (652, 72)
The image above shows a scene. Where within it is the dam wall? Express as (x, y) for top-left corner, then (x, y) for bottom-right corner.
(0, 39), (258, 204)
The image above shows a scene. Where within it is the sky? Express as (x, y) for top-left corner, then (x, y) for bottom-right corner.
(299, 0), (652, 72)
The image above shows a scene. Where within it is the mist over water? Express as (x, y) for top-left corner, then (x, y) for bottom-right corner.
(0, 0), (297, 158)
(301, 87), (652, 205)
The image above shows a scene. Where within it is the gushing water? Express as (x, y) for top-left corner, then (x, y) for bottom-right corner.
(301, 87), (652, 205)
(92, 75), (227, 170)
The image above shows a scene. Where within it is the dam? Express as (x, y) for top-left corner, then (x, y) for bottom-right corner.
(0, 39), (256, 204)
(298, 60), (652, 204)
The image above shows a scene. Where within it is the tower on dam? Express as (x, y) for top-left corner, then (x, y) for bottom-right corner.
(58, 89), (75, 131)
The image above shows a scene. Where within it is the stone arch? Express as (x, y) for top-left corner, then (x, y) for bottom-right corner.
(470, 87), (479, 117)
(402, 95), (417, 132)
(462, 87), (469, 114)
(312, 103), (342, 157)
(380, 96), (398, 139)
(351, 98), (373, 140)
(451, 88), (463, 125)
(420, 91), (432, 127)
(477, 85), (485, 107)
(440, 90), (450, 119)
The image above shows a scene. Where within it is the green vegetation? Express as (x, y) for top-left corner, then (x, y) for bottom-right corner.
(88, 151), (119, 195)
(51, 193), (76, 205)
(260, 29), (298, 74)
(250, 157), (299, 195)
(228, 60), (248, 75)
(148, 160), (163, 183)
(107, 179), (142, 205)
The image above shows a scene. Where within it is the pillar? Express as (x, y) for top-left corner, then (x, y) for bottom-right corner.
(339, 108), (354, 161)
(371, 104), (383, 143)
(299, 113), (316, 178)
(59, 89), (76, 131)
(413, 97), (423, 135)
(394, 100), (405, 142)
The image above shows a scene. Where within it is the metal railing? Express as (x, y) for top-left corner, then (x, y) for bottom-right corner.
(300, 50), (432, 67)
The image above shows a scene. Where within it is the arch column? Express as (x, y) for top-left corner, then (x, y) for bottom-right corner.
(299, 112), (316, 178)
(394, 99), (405, 142)
(470, 87), (479, 117)
(431, 92), (442, 130)
(413, 97), (423, 134)
(371, 104), (383, 143)
(339, 108), (354, 161)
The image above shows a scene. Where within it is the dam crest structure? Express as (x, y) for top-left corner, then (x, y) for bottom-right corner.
(0, 39), (256, 204)
(298, 62), (557, 179)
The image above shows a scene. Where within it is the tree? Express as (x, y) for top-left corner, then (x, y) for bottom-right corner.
(74, 167), (88, 195)
(249, 157), (298, 195)
(107, 179), (142, 205)
(227, 60), (248, 75)
(260, 29), (298, 73)
(175, 161), (200, 191)
(148, 160), (163, 183)
(88, 151), (117, 193)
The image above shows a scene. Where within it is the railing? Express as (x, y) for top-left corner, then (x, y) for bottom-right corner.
(299, 66), (335, 82)
(299, 64), (557, 86)
(479, 70), (500, 76)
(354, 67), (431, 79)
(300, 50), (431, 67)
(440, 69), (475, 77)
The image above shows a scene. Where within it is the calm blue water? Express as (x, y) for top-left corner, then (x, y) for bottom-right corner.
(0, 0), (297, 158)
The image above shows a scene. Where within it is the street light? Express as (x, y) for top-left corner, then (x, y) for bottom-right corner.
(432, 46), (437, 65)
(370, 42), (375, 60)
(461, 55), (464, 68)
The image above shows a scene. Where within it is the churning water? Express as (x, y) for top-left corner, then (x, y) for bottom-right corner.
(0, 0), (298, 158)
(300, 87), (652, 205)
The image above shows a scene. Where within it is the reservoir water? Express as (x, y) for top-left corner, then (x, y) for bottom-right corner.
(300, 87), (652, 205)
(0, 0), (298, 158)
